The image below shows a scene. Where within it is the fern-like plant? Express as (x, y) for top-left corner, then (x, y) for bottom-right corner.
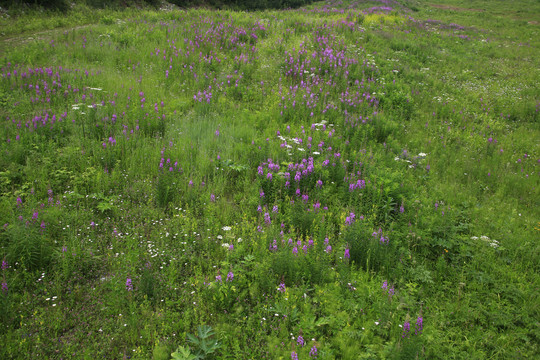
(172, 325), (221, 360)
(171, 345), (198, 360)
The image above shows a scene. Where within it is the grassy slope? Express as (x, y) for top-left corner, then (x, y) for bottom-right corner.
(0, 0), (539, 359)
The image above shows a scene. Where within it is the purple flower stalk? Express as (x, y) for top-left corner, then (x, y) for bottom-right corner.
(278, 281), (286, 293)
(226, 271), (234, 282)
(345, 212), (355, 226)
(297, 335), (305, 347)
(216, 274), (222, 283)
(344, 248), (350, 259)
(126, 277), (133, 291)
(291, 351), (298, 360)
(1, 282), (7, 295)
(402, 321), (410, 338)
(415, 316), (423, 335)
(264, 212), (271, 226)
(309, 345), (318, 358)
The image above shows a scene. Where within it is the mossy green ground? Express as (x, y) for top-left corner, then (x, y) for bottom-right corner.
(0, 1), (538, 359)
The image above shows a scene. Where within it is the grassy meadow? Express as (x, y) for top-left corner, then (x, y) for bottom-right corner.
(0, 0), (539, 358)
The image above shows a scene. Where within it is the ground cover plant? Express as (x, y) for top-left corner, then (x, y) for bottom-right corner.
(0, 0), (539, 358)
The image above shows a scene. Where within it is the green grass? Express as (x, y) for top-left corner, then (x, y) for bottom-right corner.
(0, 0), (539, 359)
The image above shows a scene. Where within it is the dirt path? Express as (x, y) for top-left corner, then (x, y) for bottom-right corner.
(0, 24), (93, 55)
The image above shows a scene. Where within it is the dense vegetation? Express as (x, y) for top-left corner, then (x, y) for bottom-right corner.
(0, 0), (539, 358)
(0, 0), (314, 11)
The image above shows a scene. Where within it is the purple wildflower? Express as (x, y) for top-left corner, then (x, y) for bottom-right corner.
(126, 277), (133, 291)
(415, 316), (423, 335)
(226, 271), (234, 282)
(345, 212), (356, 226)
(402, 321), (410, 338)
(291, 351), (298, 360)
(309, 345), (318, 358)
(216, 274), (222, 283)
(269, 239), (278, 252)
(1, 282), (7, 295)
(297, 335), (305, 347)
(344, 248), (350, 259)
(278, 281), (286, 293)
